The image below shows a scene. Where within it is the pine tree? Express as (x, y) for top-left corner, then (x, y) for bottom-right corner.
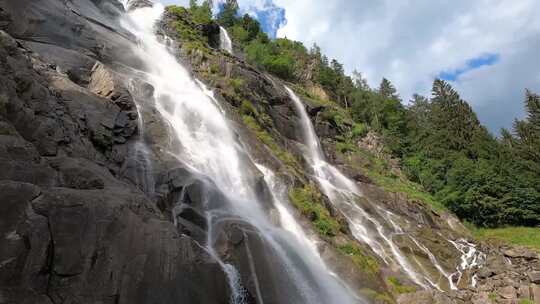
(512, 90), (540, 163)
(217, 0), (238, 27)
(431, 79), (480, 151)
(352, 70), (370, 91)
(378, 78), (398, 99)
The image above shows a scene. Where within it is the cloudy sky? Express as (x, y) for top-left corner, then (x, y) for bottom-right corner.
(160, 0), (540, 133)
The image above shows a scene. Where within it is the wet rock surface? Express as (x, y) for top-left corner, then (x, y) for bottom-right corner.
(0, 1), (231, 303)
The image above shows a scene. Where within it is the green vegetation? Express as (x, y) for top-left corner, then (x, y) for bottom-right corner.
(222, 1), (539, 227)
(167, 5), (211, 53)
(489, 292), (497, 301)
(519, 299), (534, 304)
(399, 86), (540, 227)
(338, 242), (379, 275)
(288, 184), (341, 237)
(174, 0), (539, 228)
(386, 276), (417, 295)
(468, 225), (540, 251)
(188, 0), (212, 24)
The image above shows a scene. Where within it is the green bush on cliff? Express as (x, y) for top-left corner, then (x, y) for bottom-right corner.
(386, 276), (416, 294)
(188, 0), (212, 24)
(338, 243), (379, 275)
(288, 184), (341, 237)
(242, 115), (301, 174)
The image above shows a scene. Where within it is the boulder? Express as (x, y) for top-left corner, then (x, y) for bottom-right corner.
(471, 292), (492, 304)
(532, 284), (540, 304)
(88, 62), (136, 111)
(518, 285), (531, 299)
(529, 271), (540, 284)
(502, 247), (538, 260)
(125, 0), (154, 11)
(498, 286), (517, 300)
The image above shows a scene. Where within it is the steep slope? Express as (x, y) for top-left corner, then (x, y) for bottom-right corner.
(0, 1), (538, 304)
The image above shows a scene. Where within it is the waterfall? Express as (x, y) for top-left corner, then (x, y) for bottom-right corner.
(120, 4), (361, 304)
(255, 164), (324, 265)
(286, 86), (488, 291)
(286, 87), (428, 285)
(219, 26), (233, 54)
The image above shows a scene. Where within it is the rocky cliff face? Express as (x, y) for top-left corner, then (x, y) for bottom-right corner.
(0, 1), (538, 304)
(0, 1), (229, 303)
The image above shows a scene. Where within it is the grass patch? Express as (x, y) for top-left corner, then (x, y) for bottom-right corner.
(366, 169), (446, 212)
(338, 242), (379, 276)
(386, 276), (416, 295)
(468, 225), (540, 252)
(347, 148), (447, 212)
(288, 183), (341, 237)
(519, 299), (534, 304)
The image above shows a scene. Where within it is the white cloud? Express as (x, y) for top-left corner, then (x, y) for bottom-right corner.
(160, 0), (540, 132)
(271, 0), (540, 132)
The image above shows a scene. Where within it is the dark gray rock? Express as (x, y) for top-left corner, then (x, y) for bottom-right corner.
(126, 0), (154, 11)
(528, 271), (540, 284)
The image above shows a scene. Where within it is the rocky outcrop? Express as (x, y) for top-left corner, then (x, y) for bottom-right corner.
(0, 0), (233, 302)
(125, 0), (154, 11)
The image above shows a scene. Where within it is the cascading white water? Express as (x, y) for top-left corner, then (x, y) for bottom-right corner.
(448, 238), (486, 288)
(120, 3), (360, 304)
(219, 26), (233, 54)
(286, 86), (431, 288)
(286, 86), (488, 291)
(255, 164), (324, 265)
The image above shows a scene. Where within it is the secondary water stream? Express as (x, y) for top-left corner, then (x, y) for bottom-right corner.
(120, 3), (360, 303)
(285, 86), (485, 290)
(219, 26), (233, 54)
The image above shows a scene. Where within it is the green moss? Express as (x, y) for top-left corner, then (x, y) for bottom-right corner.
(352, 122), (368, 138)
(320, 107), (352, 131)
(240, 99), (258, 116)
(344, 148), (446, 212)
(288, 184), (341, 237)
(210, 63), (221, 74)
(338, 243), (379, 275)
(467, 225), (540, 251)
(335, 140), (357, 153)
(519, 299), (534, 304)
(488, 293), (497, 301)
(359, 288), (395, 304)
(229, 78), (244, 93)
(386, 276), (416, 295)
(375, 294), (396, 304)
(242, 115), (301, 173)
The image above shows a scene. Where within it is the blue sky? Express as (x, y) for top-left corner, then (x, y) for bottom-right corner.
(439, 53), (500, 82)
(160, 0), (540, 133)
